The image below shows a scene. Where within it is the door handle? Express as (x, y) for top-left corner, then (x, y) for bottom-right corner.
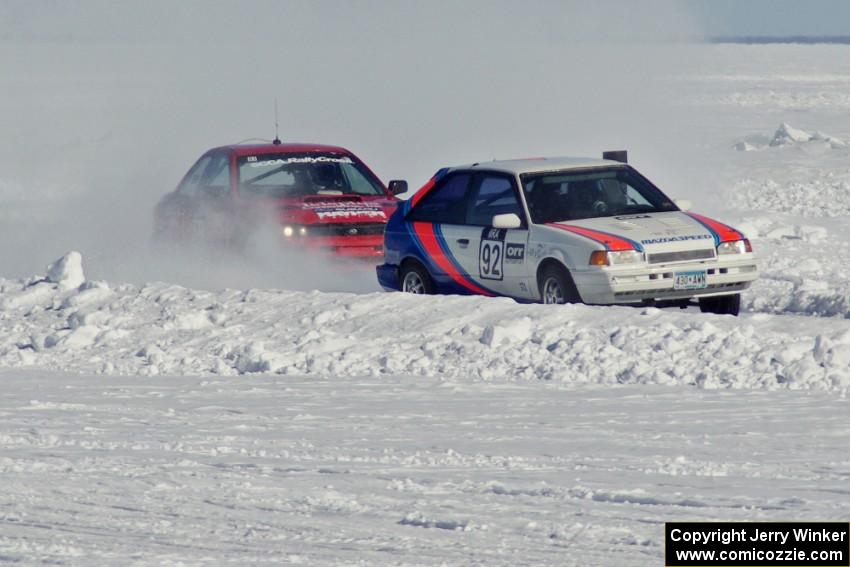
(456, 238), (470, 248)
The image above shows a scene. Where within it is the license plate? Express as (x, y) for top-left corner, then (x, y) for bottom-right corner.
(674, 270), (707, 290)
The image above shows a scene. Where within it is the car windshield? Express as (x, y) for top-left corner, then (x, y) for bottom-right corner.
(520, 166), (677, 223)
(238, 153), (385, 198)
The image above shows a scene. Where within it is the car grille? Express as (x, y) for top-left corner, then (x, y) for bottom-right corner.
(647, 248), (716, 264)
(308, 222), (386, 237)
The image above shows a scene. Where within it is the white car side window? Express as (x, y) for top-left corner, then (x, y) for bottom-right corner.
(466, 174), (523, 226)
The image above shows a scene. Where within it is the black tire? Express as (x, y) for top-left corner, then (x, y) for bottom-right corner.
(538, 263), (581, 304)
(698, 293), (741, 316)
(399, 261), (435, 295)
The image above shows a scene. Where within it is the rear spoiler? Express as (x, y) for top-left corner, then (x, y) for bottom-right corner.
(602, 150), (628, 163)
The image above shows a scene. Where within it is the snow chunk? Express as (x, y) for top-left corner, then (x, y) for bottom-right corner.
(812, 130), (847, 148)
(59, 325), (100, 349)
(0, 282), (53, 311)
(399, 512), (483, 531)
(481, 317), (532, 347)
(46, 251), (85, 291)
(231, 343), (287, 374)
(770, 122), (813, 146)
(171, 311), (212, 330)
(61, 281), (111, 310)
(736, 124), (846, 151)
(733, 141), (758, 152)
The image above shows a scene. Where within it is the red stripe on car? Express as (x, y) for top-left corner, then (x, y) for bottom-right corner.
(410, 178), (437, 208)
(685, 212), (742, 243)
(547, 223), (638, 251)
(411, 222), (493, 296)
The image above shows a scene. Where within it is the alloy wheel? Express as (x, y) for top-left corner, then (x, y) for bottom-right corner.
(543, 276), (565, 304)
(402, 271), (426, 294)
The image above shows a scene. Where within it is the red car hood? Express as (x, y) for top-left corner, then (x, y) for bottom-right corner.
(268, 195), (397, 225)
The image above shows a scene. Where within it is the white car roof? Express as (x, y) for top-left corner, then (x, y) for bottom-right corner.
(449, 157), (625, 176)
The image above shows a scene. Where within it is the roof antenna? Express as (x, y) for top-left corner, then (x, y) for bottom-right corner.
(272, 98), (281, 145)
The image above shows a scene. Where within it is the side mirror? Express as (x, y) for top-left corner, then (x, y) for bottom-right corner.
(388, 180), (408, 195)
(675, 199), (692, 211)
(492, 213), (522, 229)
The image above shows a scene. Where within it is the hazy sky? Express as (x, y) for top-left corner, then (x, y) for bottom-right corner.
(2, 0), (848, 282)
(687, 0), (850, 37)
(1, 1), (849, 43)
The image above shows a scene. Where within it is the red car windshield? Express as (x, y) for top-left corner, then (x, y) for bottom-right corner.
(238, 153), (385, 198)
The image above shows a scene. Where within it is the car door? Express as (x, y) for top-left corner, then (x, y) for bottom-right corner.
(194, 151), (239, 245)
(155, 153), (213, 240)
(405, 172), (488, 294)
(463, 172), (532, 299)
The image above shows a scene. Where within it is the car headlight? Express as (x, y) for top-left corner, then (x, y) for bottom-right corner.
(589, 250), (645, 266)
(282, 225), (309, 238)
(717, 239), (752, 255)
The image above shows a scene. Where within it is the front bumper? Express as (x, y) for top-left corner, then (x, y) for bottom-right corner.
(376, 263), (400, 291)
(571, 254), (758, 304)
(282, 234), (385, 261)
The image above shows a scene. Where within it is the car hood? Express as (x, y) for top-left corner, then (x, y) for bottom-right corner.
(273, 195), (397, 225)
(545, 211), (723, 253)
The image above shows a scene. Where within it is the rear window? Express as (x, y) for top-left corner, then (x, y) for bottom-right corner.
(237, 153), (385, 198)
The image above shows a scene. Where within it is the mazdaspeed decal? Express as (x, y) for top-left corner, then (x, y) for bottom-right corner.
(641, 234), (713, 245)
(684, 212), (743, 246)
(547, 223), (644, 252)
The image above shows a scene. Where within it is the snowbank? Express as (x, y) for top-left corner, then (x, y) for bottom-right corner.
(730, 177), (850, 218)
(723, 136), (850, 320)
(770, 123), (846, 148)
(1, 254), (848, 391)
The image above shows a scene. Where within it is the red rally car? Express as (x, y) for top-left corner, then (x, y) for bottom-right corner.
(153, 141), (407, 259)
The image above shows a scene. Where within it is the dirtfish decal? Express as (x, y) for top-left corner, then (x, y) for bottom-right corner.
(304, 202), (387, 219)
(316, 209), (386, 219)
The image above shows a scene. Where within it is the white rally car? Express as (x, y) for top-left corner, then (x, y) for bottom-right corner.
(376, 154), (758, 315)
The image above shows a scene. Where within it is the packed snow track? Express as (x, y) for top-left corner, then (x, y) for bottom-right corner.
(1, 371), (847, 566)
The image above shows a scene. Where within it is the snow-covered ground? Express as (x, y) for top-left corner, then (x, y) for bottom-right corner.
(2, 42), (850, 565)
(2, 371), (848, 566)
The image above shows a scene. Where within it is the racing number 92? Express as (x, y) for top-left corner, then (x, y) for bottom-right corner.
(480, 231), (505, 281)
